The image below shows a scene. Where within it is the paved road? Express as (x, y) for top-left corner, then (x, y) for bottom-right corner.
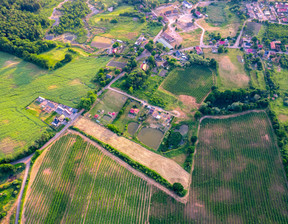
(96, 72), (125, 97)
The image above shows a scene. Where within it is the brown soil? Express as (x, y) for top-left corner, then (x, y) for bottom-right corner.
(0, 137), (25, 155)
(179, 95), (199, 110)
(74, 117), (190, 189)
(279, 114), (288, 122)
(3, 60), (20, 68)
(70, 79), (82, 86)
(48, 85), (57, 90)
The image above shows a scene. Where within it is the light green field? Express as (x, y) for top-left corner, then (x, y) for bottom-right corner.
(204, 49), (250, 90)
(161, 65), (214, 103)
(0, 52), (110, 160)
(89, 6), (162, 43)
(149, 112), (288, 223)
(23, 134), (151, 223)
(38, 47), (70, 68)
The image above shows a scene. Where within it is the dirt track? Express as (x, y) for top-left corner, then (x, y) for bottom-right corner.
(74, 117), (190, 189)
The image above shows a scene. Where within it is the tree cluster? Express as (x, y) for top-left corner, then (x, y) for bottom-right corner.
(188, 53), (217, 69)
(124, 69), (149, 91)
(78, 91), (97, 111)
(200, 88), (269, 115)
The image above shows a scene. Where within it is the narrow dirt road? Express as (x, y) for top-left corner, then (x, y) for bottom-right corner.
(14, 160), (30, 224)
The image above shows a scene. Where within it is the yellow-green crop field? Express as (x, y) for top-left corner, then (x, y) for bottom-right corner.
(0, 52), (110, 160)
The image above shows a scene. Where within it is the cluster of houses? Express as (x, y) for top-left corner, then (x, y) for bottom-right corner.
(247, 2), (288, 23)
(35, 96), (78, 127)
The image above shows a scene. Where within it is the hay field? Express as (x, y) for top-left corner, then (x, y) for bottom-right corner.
(180, 28), (202, 48)
(0, 52), (110, 160)
(74, 117), (190, 189)
(23, 134), (151, 223)
(203, 49), (249, 90)
(149, 112), (288, 223)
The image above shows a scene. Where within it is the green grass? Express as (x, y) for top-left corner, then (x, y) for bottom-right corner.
(250, 70), (266, 90)
(149, 112), (288, 223)
(37, 47), (70, 68)
(0, 51), (110, 160)
(161, 66), (214, 103)
(206, 2), (227, 24)
(23, 134), (151, 223)
(38, 0), (64, 18)
(89, 6), (162, 43)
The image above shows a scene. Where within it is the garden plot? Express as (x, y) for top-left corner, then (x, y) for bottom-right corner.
(89, 90), (128, 125)
(74, 117), (190, 189)
(90, 36), (112, 48)
(149, 112), (288, 223)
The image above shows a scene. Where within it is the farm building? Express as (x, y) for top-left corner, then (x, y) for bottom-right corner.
(156, 38), (173, 50)
(141, 63), (148, 71)
(162, 32), (175, 43)
(195, 11), (203, 18)
(195, 46), (203, 55)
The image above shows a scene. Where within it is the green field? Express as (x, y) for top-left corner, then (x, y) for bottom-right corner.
(23, 134), (151, 223)
(161, 65), (214, 103)
(89, 6), (162, 43)
(149, 112), (288, 223)
(206, 2), (227, 24)
(0, 52), (110, 160)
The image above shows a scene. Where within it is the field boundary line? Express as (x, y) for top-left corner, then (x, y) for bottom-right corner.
(68, 129), (189, 204)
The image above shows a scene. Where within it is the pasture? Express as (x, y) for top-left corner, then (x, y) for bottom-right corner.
(23, 134), (151, 223)
(161, 65), (214, 103)
(243, 22), (263, 36)
(89, 6), (162, 43)
(180, 28), (202, 48)
(149, 112), (288, 223)
(0, 51), (110, 160)
(203, 49), (250, 90)
(74, 117), (190, 189)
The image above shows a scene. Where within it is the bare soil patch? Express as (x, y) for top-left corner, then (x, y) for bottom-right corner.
(70, 79), (82, 86)
(0, 137), (24, 155)
(279, 114), (288, 122)
(48, 85), (57, 90)
(74, 117), (190, 189)
(43, 168), (52, 175)
(179, 95), (199, 109)
(3, 60), (20, 68)
(211, 187), (233, 202)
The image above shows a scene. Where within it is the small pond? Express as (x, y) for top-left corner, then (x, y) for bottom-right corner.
(127, 122), (139, 135)
(176, 125), (189, 136)
(137, 127), (164, 150)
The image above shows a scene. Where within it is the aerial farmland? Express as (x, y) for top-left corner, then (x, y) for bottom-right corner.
(1, 0), (288, 223)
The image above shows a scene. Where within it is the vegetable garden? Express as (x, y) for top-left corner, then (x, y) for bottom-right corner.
(149, 112), (288, 223)
(23, 134), (151, 223)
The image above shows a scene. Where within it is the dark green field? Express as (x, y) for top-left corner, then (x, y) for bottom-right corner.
(161, 65), (214, 103)
(149, 112), (288, 223)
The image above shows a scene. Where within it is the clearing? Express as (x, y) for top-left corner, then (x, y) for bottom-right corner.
(23, 134), (151, 223)
(161, 65), (214, 103)
(74, 117), (190, 189)
(180, 28), (202, 48)
(203, 49), (249, 90)
(148, 112), (288, 223)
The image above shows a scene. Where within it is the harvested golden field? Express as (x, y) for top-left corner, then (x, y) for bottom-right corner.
(74, 117), (190, 189)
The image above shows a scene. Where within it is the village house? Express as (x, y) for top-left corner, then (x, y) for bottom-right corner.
(195, 46), (203, 55)
(162, 32), (175, 43)
(270, 41), (281, 51)
(218, 39), (229, 47)
(182, 1), (193, 9)
(157, 38), (173, 50)
(141, 62), (148, 71)
(195, 11), (203, 18)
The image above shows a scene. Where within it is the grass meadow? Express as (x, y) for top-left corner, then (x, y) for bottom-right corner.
(161, 65), (214, 103)
(149, 112), (288, 223)
(0, 51), (110, 160)
(89, 6), (162, 43)
(201, 2), (241, 39)
(203, 49), (249, 90)
(23, 134), (151, 223)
